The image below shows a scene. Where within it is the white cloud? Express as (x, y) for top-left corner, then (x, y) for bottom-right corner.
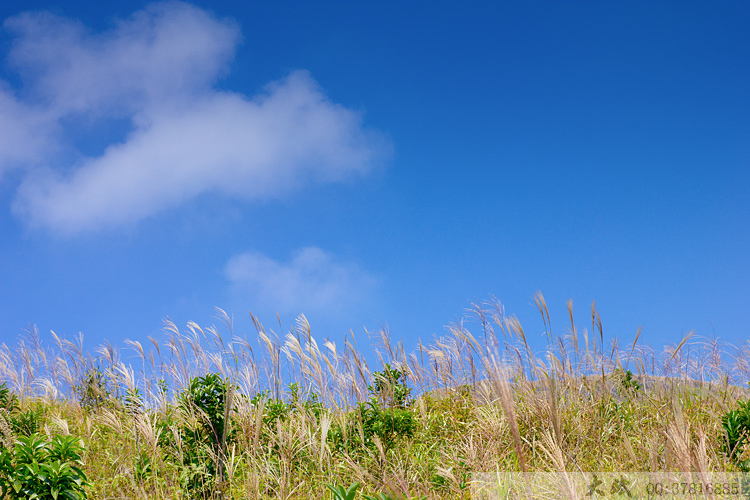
(0, 85), (57, 175)
(0, 2), (390, 233)
(224, 247), (378, 316)
(4, 2), (239, 117)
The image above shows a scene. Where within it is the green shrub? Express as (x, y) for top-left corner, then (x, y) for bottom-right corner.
(0, 433), (89, 500)
(621, 369), (641, 393)
(75, 366), (115, 411)
(721, 399), (750, 471)
(370, 364), (412, 409)
(250, 390), (289, 428)
(287, 382), (325, 418)
(250, 383), (325, 430)
(358, 401), (416, 446)
(329, 365), (416, 453)
(176, 373), (235, 498)
(180, 373), (232, 445)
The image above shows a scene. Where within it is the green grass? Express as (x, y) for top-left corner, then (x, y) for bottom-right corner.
(1, 297), (749, 499)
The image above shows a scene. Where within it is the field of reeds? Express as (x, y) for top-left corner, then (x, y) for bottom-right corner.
(1, 295), (750, 499)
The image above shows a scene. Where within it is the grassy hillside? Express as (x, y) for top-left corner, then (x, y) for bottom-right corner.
(1, 298), (749, 499)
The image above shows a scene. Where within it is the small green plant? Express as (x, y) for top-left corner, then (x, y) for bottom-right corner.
(363, 493), (392, 500)
(0, 383), (19, 412)
(250, 390), (289, 427)
(9, 406), (45, 437)
(0, 433), (89, 500)
(250, 384), (325, 431)
(124, 387), (143, 414)
(286, 383), (325, 419)
(75, 366), (114, 411)
(326, 482), (359, 500)
(133, 452), (152, 482)
(621, 369), (641, 392)
(287, 382), (301, 406)
(363, 492), (427, 500)
(370, 364), (412, 409)
(721, 399), (750, 471)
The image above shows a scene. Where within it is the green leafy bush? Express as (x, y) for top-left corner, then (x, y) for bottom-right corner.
(0, 433), (89, 500)
(175, 373), (235, 498)
(250, 390), (289, 428)
(357, 401), (417, 447)
(250, 383), (325, 430)
(180, 373), (232, 445)
(721, 399), (750, 471)
(370, 364), (412, 409)
(329, 365), (416, 452)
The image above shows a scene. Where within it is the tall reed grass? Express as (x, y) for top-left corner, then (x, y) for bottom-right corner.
(1, 295), (749, 499)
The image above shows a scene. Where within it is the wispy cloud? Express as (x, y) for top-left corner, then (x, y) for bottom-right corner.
(224, 247), (378, 316)
(0, 2), (390, 233)
(0, 83), (57, 173)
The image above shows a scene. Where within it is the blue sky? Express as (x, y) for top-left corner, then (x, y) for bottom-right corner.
(0, 1), (748, 360)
